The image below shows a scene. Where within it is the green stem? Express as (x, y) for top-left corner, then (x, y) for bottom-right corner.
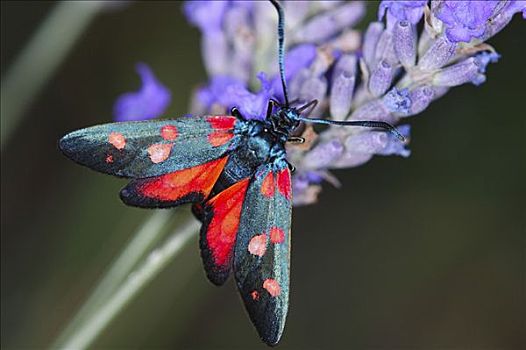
(1, 1), (104, 150)
(51, 212), (199, 350)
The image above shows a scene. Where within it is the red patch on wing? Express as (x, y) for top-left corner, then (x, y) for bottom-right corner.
(138, 157), (228, 201)
(108, 132), (126, 150)
(207, 116), (236, 147)
(260, 172), (275, 198)
(105, 155), (114, 163)
(207, 115), (236, 130)
(208, 133), (234, 147)
(248, 234), (267, 257)
(276, 168), (292, 200)
(147, 143), (173, 163)
(263, 278), (281, 297)
(269, 227), (285, 244)
(160, 125), (178, 141)
(251, 290), (260, 301)
(205, 178), (250, 267)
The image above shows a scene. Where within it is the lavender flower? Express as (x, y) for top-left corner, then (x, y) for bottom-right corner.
(378, 0), (428, 27)
(181, 0), (523, 205)
(434, 0), (526, 43)
(113, 63), (171, 122)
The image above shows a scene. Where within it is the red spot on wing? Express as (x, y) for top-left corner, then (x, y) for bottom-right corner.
(205, 178), (250, 267)
(105, 155), (114, 163)
(208, 132), (234, 147)
(160, 125), (178, 141)
(248, 234), (267, 257)
(138, 157), (228, 202)
(263, 278), (281, 297)
(269, 227), (285, 244)
(207, 116), (236, 147)
(207, 115), (236, 130)
(276, 168), (292, 200)
(108, 132), (126, 150)
(260, 172), (275, 198)
(147, 143), (173, 163)
(251, 290), (260, 301)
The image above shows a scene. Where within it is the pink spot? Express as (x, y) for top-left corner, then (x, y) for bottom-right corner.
(108, 132), (126, 150)
(251, 290), (259, 301)
(269, 227), (285, 244)
(260, 172), (275, 198)
(248, 234), (267, 257)
(105, 155), (114, 163)
(147, 143), (173, 163)
(263, 278), (281, 297)
(160, 125), (178, 141)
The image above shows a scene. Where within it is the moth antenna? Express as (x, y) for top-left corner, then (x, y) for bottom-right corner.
(297, 117), (406, 142)
(296, 99), (318, 114)
(269, 0), (290, 107)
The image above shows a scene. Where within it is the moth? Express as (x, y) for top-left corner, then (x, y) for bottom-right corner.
(59, 0), (403, 345)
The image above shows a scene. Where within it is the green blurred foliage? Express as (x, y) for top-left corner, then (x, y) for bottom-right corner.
(1, 1), (525, 349)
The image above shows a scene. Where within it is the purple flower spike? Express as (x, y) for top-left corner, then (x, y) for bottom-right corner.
(303, 139), (344, 169)
(375, 124), (411, 157)
(434, 1), (499, 43)
(374, 30), (398, 65)
(183, 0), (520, 206)
(292, 174), (322, 206)
(350, 99), (395, 124)
(362, 22), (384, 69)
(330, 54), (357, 120)
(433, 57), (483, 87)
(418, 35), (457, 71)
(293, 2), (366, 43)
(197, 75), (268, 120)
(284, 44), (318, 80)
(369, 60), (394, 97)
(113, 63), (171, 122)
(407, 85), (434, 115)
(378, 0), (428, 27)
(334, 126), (410, 168)
(184, 1), (227, 33)
(475, 51), (500, 74)
(383, 87), (411, 115)
(393, 20), (417, 68)
(481, 1), (526, 41)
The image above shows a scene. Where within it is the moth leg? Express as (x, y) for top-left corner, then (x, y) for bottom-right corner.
(266, 99), (282, 119)
(285, 160), (296, 173)
(231, 107), (244, 119)
(297, 99), (318, 115)
(287, 136), (305, 144)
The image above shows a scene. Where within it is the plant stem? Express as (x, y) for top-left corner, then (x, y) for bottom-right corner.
(52, 212), (199, 350)
(51, 210), (172, 347)
(1, 1), (104, 150)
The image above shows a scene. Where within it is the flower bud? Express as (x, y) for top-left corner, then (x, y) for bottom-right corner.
(330, 54), (357, 120)
(433, 57), (482, 87)
(369, 60), (394, 97)
(418, 35), (456, 71)
(394, 20), (416, 68)
(362, 21), (384, 69)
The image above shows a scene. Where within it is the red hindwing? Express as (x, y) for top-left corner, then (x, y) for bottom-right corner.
(120, 157), (228, 208)
(199, 178), (250, 285)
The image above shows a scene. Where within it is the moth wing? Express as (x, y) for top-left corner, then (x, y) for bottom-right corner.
(59, 116), (237, 178)
(119, 156), (229, 208)
(199, 178), (251, 285)
(233, 161), (292, 346)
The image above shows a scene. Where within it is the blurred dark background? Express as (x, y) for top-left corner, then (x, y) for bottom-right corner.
(1, 1), (525, 349)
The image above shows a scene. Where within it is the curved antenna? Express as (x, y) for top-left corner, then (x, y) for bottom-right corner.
(269, 0), (290, 107)
(298, 116), (406, 142)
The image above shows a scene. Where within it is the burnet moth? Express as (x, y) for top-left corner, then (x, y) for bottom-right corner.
(59, 0), (404, 345)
